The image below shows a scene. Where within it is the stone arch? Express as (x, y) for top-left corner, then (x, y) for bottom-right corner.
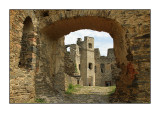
(41, 16), (128, 65)
(10, 10), (150, 103)
(38, 16), (128, 95)
(10, 10), (38, 69)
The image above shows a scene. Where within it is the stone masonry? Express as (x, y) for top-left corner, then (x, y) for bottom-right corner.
(10, 10), (150, 103)
(94, 48), (121, 86)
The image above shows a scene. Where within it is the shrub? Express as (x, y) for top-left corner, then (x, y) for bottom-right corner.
(65, 84), (81, 94)
(68, 83), (74, 89)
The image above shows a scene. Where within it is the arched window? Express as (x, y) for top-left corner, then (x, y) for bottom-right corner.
(19, 16), (34, 69)
(66, 47), (70, 52)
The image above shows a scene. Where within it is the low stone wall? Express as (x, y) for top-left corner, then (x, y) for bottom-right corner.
(65, 74), (83, 90)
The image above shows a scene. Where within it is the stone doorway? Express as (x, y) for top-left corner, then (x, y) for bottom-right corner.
(105, 81), (111, 87)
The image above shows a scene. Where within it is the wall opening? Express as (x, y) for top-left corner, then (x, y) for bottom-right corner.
(88, 43), (92, 48)
(77, 79), (80, 84)
(40, 16), (127, 99)
(64, 29), (113, 56)
(19, 16), (34, 69)
(88, 63), (93, 70)
(66, 47), (70, 52)
(105, 81), (111, 87)
(63, 29), (118, 88)
(42, 11), (49, 17)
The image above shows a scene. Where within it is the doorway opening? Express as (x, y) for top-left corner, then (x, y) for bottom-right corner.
(105, 81), (111, 87)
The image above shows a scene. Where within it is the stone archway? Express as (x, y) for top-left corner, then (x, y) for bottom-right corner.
(38, 16), (129, 100)
(10, 10), (150, 103)
(37, 10), (150, 102)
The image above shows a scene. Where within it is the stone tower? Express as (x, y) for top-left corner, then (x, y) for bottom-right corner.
(79, 36), (95, 86)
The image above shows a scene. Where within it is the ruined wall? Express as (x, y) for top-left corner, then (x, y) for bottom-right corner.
(64, 51), (75, 76)
(35, 35), (65, 96)
(130, 34), (150, 102)
(64, 44), (82, 90)
(94, 48), (118, 86)
(69, 44), (80, 74)
(10, 10), (38, 103)
(10, 9), (150, 103)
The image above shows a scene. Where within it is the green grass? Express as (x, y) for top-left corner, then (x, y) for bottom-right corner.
(107, 86), (116, 96)
(65, 84), (82, 94)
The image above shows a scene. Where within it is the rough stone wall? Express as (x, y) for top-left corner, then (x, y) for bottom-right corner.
(10, 9), (150, 103)
(10, 10), (38, 103)
(51, 37), (65, 93)
(111, 63), (122, 86)
(64, 51), (75, 76)
(64, 45), (82, 90)
(94, 48), (119, 86)
(69, 44), (80, 74)
(130, 34), (150, 102)
(35, 35), (65, 96)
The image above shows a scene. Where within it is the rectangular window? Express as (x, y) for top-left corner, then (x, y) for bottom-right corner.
(88, 43), (92, 48)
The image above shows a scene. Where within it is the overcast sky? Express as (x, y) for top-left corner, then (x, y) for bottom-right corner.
(65, 29), (113, 56)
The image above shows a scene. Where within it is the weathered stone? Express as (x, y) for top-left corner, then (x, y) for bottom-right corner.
(10, 9), (150, 103)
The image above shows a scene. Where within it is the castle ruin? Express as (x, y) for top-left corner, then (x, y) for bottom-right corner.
(64, 36), (120, 88)
(10, 10), (150, 103)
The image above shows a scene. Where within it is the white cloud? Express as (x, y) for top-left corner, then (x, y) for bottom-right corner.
(65, 29), (113, 56)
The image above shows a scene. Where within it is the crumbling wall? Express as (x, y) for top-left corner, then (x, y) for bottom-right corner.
(64, 51), (75, 76)
(10, 9), (150, 103)
(10, 10), (38, 103)
(95, 48), (119, 86)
